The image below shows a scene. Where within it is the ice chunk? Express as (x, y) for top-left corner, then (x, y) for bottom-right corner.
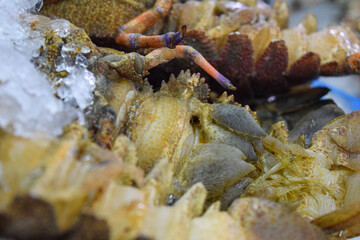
(54, 46), (90, 72)
(0, 42), (77, 138)
(57, 67), (96, 110)
(75, 53), (89, 68)
(29, 0), (44, 12)
(62, 42), (91, 54)
(50, 19), (71, 38)
(0, 0), (82, 138)
(0, 0), (43, 14)
(54, 48), (95, 110)
(54, 52), (74, 72)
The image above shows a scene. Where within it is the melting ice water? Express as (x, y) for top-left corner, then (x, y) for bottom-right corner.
(0, 0), (95, 138)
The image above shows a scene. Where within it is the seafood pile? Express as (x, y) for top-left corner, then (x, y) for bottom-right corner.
(157, 0), (360, 100)
(1, 0), (360, 239)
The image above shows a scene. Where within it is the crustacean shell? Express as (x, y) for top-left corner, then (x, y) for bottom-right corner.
(1, 79), (360, 239)
(1, 2), (360, 240)
(117, 71), (263, 204)
(159, 0), (360, 100)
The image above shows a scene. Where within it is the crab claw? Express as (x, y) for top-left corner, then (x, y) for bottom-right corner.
(164, 25), (187, 49)
(161, 25), (186, 48)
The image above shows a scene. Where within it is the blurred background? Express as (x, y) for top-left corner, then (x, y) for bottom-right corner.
(278, 0), (360, 113)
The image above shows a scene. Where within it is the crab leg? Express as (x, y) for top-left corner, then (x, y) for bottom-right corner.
(115, 0), (184, 49)
(116, 25), (186, 49)
(119, 0), (171, 34)
(145, 46), (236, 90)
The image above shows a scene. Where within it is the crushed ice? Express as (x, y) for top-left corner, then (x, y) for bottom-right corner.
(53, 43), (95, 110)
(57, 67), (96, 110)
(50, 19), (71, 38)
(0, 0), (95, 138)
